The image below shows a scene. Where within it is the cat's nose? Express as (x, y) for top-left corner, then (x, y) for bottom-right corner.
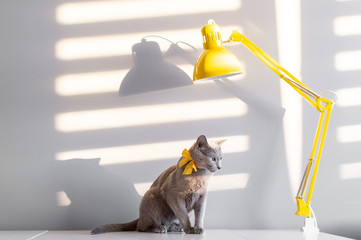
(217, 166), (221, 170)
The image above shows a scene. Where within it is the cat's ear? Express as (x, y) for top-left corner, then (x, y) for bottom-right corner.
(215, 139), (227, 146)
(196, 135), (208, 149)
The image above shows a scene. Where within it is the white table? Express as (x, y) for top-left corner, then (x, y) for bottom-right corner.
(0, 230), (353, 240)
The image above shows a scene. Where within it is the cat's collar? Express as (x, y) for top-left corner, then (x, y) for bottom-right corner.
(178, 149), (197, 175)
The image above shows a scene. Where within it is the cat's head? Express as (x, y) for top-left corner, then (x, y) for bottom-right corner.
(190, 135), (226, 173)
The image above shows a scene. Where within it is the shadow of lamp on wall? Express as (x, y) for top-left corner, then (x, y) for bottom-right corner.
(192, 19), (338, 235)
(119, 39), (193, 96)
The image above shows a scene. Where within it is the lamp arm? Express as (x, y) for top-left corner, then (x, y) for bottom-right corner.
(227, 29), (335, 218)
(227, 30), (335, 111)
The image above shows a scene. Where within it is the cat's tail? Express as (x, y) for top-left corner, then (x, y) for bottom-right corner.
(91, 219), (139, 235)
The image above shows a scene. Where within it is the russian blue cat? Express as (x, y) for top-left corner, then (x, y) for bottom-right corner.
(91, 135), (225, 235)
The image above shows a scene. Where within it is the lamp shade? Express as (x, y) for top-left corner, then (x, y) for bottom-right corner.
(193, 20), (242, 81)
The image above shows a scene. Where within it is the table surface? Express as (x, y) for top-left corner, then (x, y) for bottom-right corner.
(0, 229), (354, 240)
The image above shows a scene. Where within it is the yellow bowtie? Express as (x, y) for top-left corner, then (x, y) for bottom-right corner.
(178, 149), (197, 175)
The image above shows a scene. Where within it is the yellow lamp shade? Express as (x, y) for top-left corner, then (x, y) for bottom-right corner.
(193, 20), (243, 81)
(193, 47), (243, 81)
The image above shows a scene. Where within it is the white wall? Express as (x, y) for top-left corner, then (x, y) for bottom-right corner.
(1, 0), (360, 239)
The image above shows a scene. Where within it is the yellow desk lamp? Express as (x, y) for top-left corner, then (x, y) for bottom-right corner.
(193, 20), (336, 232)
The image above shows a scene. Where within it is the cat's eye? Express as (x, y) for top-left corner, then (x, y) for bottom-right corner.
(212, 157), (216, 161)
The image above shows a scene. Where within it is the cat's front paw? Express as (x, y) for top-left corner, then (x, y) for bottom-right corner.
(194, 227), (204, 234)
(184, 227), (204, 234)
(184, 227), (195, 234)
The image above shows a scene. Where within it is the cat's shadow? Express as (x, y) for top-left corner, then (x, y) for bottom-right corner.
(53, 158), (140, 229)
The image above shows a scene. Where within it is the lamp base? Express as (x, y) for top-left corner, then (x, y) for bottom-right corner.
(303, 216), (319, 232)
(302, 216), (319, 240)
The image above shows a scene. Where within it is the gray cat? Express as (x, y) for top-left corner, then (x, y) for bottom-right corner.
(91, 135), (225, 235)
